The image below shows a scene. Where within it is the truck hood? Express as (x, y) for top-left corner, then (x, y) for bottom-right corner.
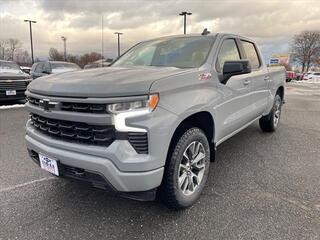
(28, 66), (193, 97)
(0, 71), (30, 80)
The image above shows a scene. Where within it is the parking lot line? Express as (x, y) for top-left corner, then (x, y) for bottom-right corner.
(0, 177), (56, 194)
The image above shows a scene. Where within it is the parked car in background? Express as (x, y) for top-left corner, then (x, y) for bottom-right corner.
(20, 66), (31, 75)
(304, 72), (320, 81)
(84, 58), (113, 69)
(30, 61), (81, 79)
(0, 60), (32, 101)
(286, 71), (296, 82)
(295, 73), (304, 81)
(303, 72), (312, 80)
(25, 33), (285, 209)
(312, 72), (320, 80)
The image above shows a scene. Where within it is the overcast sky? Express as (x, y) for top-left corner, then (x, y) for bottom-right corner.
(1, 0), (320, 60)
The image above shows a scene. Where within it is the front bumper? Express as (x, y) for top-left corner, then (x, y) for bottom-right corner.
(0, 89), (26, 101)
(26, 126), (163, 193)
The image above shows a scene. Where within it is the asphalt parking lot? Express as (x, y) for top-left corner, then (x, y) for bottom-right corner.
(0, 83), (319, 240)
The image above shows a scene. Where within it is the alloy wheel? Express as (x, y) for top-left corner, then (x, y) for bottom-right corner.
(178, 141), (206, 196)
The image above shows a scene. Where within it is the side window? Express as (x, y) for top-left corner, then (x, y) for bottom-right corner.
(241, 40), (261, 69)
(216, 39), (240, 72)
(43, 62), (51, 72)
(35, 63), (44, 73)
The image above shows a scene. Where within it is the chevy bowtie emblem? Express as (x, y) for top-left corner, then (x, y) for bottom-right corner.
(39, 99), (57, 111)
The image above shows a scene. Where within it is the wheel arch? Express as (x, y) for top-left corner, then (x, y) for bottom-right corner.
(166, 111), (215, 164)
(277, 86), (284, 100)
(174, 111), (214, 143)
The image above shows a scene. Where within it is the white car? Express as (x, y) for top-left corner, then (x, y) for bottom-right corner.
(304, 72), (320, 82)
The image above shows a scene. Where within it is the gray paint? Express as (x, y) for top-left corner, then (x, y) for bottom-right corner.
(25, 33), (285, 193)
(28, 66), (196, 97)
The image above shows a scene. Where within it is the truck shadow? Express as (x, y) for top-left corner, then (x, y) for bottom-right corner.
(0, 99), (25, 106)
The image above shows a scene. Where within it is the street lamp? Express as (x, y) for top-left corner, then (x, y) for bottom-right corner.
(61, 36), (67, 61)
(114, 32), (123, 57)
(24, 19), (36, 64)
(179, 11), (192, 35)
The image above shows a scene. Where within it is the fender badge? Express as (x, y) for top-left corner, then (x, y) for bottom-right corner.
(199, 73), (211, 81)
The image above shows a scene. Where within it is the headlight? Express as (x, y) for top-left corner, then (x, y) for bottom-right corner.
(109, 94), (159, 132)
(107, 94), (159, 113)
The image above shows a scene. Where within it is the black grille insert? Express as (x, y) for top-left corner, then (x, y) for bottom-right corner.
(30, 113), (115, 146)
(128, 132), (148, 154)
(61, 102), (107, 114)
(27, 96), (107, 114)
(27, 96), (40, 106)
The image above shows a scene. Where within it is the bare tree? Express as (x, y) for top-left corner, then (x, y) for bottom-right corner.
(291, 31), (320, 72)
(7, 38), (21, 61)
(49, 48), (64, 61)
(78, 52), (102, 68)
(48, 48), (103, 68)
(0, 39), (8, 60)
(14, 49), (31, 66)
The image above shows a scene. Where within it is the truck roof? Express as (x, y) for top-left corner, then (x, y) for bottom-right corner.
(141, 33), (256, 44)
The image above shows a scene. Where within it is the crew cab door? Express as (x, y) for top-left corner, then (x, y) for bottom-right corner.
(239, 40), (270, 118)
(213, 37), (253, 142)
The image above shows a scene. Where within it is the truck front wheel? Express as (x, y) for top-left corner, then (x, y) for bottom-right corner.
(259, 94), (282, 132)
(161, 127), (210, 209)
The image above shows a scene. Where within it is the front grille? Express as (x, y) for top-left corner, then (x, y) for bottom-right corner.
(27, 96), (149, 154)
(128, 132), (148, 154)
(30, 113), (115, 146)
(27, 96), (107, 114)
(0, 81), (28, 91)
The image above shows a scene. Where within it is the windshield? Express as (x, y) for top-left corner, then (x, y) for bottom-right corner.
(0, 61), (21, 73)
(112, 37), (214, 68)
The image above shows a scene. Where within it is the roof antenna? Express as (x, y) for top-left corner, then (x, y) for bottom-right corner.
(201, 28), (210, 36)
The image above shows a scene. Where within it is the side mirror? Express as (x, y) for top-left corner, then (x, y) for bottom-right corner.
(221, 60), (251, 84)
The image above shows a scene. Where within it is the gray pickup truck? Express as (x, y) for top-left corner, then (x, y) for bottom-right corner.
(25, 33), (285, 209)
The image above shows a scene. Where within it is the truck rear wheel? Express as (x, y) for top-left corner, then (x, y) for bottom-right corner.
(161, 127), (210, 209)
(259, 94), (282, 132)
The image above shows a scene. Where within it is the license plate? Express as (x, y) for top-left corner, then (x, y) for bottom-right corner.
(39, 153), (59, 176)
(6, 90), (16, 96)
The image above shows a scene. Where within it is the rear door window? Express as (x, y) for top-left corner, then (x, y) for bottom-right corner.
(241, 40), (261, 69)
(216, 39), (241, 72)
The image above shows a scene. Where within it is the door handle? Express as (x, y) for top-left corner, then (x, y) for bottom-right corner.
(243, 80), (251, 85)
(264, 76), (270, 81)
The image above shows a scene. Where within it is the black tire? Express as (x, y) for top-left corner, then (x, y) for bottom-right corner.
(160, 127), (210, 209)
(259, 94), (282, 132)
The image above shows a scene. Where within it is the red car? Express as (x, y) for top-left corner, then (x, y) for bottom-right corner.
(286, 71), (296, 82)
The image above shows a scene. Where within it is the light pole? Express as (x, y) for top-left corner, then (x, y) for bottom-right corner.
(61, 36), (67, 61)
(114, 32), (123, 57)
(179, 11), (192, 35)
(24, 19), (36, 64)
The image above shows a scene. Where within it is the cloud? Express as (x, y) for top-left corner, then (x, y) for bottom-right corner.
(1, 0), (320, 60)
